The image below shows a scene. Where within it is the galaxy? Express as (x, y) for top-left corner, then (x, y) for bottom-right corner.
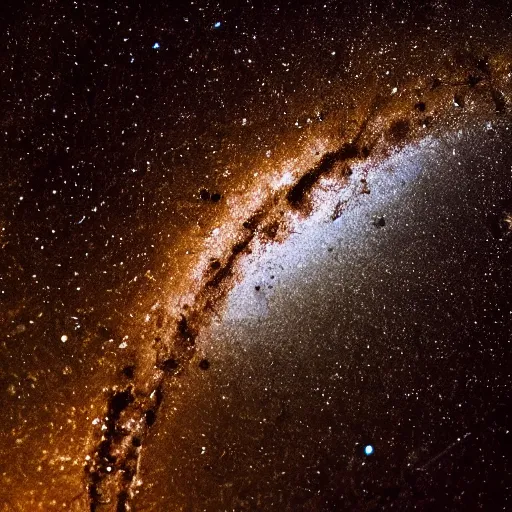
(1, 1), (511, 511)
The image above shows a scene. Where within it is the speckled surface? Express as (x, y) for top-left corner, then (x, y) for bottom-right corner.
(0, 1), (511, 510)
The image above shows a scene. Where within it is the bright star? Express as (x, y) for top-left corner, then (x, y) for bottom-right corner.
(214, 21), (221, 28)
(364, 444), (374, 456)
(152, 42), (160, 49)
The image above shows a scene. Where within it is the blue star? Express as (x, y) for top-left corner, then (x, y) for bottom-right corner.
(364, 444), (374, 456)
(214, 21), (221, 29)
(152, 42), (160, 49)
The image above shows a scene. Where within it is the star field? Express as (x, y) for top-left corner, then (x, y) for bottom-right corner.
(0, 1), (511, 510)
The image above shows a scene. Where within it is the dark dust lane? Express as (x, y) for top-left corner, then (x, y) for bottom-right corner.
(1, 1), (512, 511)
(134, 120), (512, 511)
(87, 67), (512, 510)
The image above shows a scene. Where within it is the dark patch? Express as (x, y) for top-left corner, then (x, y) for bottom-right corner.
(145, 409), (157, 427)
(98, 325), (111, 339)
(87, 387), (135, 510)
(199, 359), (210, 370)
(206, 237), (253, 288)
(232, 238), (250, 255)
(207, 262), (232, 287)
(453, 93), (465, 108)
(331, 199), (349, 221)
(477, 56), (490, 75)
(210, 259), (221, 270)
(414, 102), (426, 112)
(88, 476), (102, 512)
(199, 189), (221, 202)
(373, 216), (386, 227)
(431, 77), (442, 89)
(177, 314), (197, 347)
(491, 89), (506, 113)
(361, 146), (371, 158)
(132, 437), (142, 447)
(121, 465), (136, 483)
(262, 221), (279, 240)
(116, 491), (129, 512)
(122, 365), (135, 379)
(199, 188), (211, 201)
(243, 209), (265, 231)
(154, 336), (161, 343)
(287, 143), (359, 207)
(255, 285), (261, 291)
(160, 358), (179, 373)
(156, 312), (164, 329)
(96, 439), (115, 465)
(388, 119), (410, 142)
(109, 388), (135, 423)
(467, 74), (482, 87)
(422, 116), (433, 128)
(154, 383), (164, 407)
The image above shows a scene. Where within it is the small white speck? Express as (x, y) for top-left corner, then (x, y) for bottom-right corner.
(119, 342), (128, 349)
(61, 334), (68, 343)
(391, 87), (398, 95)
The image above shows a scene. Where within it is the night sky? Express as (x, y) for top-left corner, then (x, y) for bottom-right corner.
(1, 1), (511, 511)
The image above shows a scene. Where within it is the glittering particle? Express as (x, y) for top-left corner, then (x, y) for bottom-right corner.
(60, 334), (68, 343)
(364, 445), (374, 456)
(152, 42), (160, 49)
(214, 21), (221, 28)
